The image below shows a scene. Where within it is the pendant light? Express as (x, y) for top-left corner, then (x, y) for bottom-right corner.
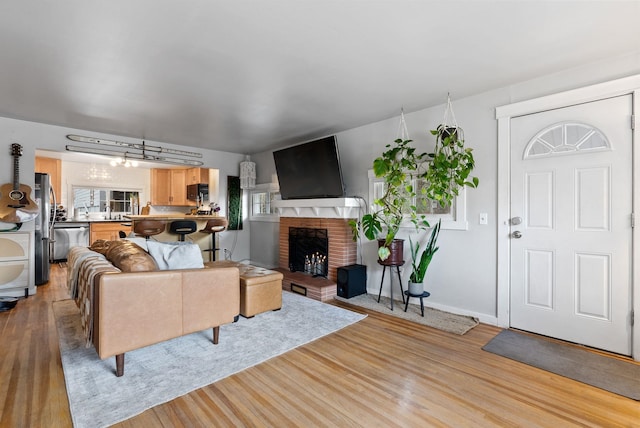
(240, 155), (256, 189)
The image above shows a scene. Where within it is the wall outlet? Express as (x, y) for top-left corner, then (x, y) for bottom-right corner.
(479, 213), (488, 225)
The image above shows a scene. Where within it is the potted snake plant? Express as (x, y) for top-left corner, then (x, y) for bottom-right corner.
(408, 218), (441, 295)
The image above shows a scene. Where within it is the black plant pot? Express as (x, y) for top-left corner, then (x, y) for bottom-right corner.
(377, 238), (404, 266)
(440, 126), (458, 141)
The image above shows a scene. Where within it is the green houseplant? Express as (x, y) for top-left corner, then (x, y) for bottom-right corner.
(408, 218), (441, 295)
(349, 138), (431, 262)
(424, 125), (479, 207)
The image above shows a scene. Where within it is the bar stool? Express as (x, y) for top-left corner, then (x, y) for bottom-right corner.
(200, 218), (228, 261)
(169, 220), (197, 241)
(133, 220), (166, 240)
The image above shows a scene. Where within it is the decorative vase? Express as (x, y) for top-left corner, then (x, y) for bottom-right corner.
(408, 281), (424, 296)
(377, 238), (404, 266)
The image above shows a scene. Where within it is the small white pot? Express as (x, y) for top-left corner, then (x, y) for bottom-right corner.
(408, 281), (424, 296)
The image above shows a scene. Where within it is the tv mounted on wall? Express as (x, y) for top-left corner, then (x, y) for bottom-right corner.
(273, 136), (345, 200)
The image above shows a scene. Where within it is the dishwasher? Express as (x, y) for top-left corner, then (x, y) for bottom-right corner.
(51, 222), (90, 262)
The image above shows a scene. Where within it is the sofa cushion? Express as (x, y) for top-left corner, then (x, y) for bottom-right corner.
(90, 240), (158, 272)
(146, 241), (204, 270)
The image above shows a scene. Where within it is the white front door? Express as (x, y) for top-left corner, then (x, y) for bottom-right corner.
(510, 95), (633, 355)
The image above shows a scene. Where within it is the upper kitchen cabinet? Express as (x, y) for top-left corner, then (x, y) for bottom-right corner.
(151, 168), (188, 206)
(35, 156), (61, 201)
(186, 167), (209, 185)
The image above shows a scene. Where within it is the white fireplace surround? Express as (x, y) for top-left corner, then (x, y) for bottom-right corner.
(272, 197), (362, 219)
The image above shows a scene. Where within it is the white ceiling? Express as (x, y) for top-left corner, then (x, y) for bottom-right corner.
(3, 1), (640, 155)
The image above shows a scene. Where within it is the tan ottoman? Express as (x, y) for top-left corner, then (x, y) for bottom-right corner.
(206, 261), (283, 318)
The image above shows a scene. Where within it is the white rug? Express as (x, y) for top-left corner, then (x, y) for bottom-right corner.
(54, 292), (366, 428)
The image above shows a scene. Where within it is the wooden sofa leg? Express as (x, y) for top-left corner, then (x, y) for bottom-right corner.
(212, 326), (219, 344)
(116, 353), (125, 377)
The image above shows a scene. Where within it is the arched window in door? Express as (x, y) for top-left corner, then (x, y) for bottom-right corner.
(523, 122), (610, 159)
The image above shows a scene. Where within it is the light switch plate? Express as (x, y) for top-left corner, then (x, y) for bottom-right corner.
(479, 213), (488, 225)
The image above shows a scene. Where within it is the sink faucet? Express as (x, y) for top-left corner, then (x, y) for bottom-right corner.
(106, 205), (111, 219)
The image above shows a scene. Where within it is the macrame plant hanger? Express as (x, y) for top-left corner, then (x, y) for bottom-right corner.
(443, 92), (462, 130)
(397, 108), (410, 141)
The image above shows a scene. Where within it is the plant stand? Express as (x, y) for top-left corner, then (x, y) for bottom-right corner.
(377, 261), (405, 310)
(404, 290), (431, 317)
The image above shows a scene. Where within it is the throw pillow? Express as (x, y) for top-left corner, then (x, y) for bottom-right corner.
(90, 240), (158, 272)
(146, 241), (204, 270)
(123, 236), (149, 252)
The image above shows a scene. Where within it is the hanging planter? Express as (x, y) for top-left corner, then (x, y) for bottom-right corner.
(350, 110), (432, 262)
(424, 95), (479, 207)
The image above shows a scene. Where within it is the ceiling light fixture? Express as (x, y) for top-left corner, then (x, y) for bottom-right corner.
(65, 134), (204, 167)
(110, 153), (139, 168)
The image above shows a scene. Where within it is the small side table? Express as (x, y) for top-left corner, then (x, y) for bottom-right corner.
(377, 261), (405, 310)
(404, 290), (431, 317)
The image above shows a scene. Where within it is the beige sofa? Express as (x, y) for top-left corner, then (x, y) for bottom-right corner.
(68, 242), (240, 377)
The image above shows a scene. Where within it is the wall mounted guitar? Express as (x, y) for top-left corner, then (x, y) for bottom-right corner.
(0, 143), (39, 223)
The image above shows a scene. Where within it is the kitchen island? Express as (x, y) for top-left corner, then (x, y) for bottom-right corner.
(125, 214), (227, 260)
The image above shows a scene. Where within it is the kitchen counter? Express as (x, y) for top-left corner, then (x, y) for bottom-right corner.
(125, 214), (224, 220)
(57, 218), (131, 224)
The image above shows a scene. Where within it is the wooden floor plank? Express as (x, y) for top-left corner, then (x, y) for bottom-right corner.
(0, 263), (638, 427)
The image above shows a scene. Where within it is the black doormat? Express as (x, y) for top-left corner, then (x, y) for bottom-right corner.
(482, 329), (640, 400)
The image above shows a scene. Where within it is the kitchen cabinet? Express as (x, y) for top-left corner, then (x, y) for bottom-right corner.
(150, 168), (188, 206)
(35, 156), (62, 202)
(90, 222), (132, 245)
(186, 167), (209, 185)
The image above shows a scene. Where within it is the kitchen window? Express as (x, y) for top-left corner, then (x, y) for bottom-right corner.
(73, 187), (141, 214)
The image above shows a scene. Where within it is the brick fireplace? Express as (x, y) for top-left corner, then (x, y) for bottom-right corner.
(273, 198), (360, 300)
(278, 217), (356, 283)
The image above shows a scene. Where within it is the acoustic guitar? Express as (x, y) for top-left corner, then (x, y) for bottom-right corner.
(0, 143), (39, 223)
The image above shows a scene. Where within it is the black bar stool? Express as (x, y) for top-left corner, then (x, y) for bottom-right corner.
(133, 220), (166, 240)
(169, 220), (197, 241)
(200, 218), (228, 261)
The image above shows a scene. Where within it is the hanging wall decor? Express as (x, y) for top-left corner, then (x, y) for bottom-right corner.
(227, 176), (243, 231)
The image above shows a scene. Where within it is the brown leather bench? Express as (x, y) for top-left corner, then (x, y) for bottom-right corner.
(206, 261), (283, 317)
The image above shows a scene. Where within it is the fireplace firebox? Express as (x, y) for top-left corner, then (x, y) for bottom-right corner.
(288, 227), (328, 277)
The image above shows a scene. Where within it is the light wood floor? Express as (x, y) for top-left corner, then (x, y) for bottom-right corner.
(1, 264), (638, 427)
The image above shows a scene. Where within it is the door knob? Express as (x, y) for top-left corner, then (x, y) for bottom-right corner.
(510, 216), (522, 225)
(512, 231), (522, 239)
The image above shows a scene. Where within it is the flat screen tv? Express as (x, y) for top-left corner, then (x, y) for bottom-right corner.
(273, 136), (345, 200)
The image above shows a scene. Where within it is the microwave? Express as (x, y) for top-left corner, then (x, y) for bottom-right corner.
(187, 183), (209, 201)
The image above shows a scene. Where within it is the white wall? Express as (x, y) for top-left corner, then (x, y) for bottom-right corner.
(0, 118), (251, 277)
(253, 52), (640, 324)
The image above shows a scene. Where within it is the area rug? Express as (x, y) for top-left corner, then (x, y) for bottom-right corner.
(482, 329), (640, 400)
(54, 292), (366, 428)
(335, 293), (478, 335)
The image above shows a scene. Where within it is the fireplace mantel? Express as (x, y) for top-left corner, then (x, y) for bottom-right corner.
(272, 197), (361, 219)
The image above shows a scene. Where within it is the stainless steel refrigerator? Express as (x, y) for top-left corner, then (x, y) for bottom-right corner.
(34, 172), (56, 285)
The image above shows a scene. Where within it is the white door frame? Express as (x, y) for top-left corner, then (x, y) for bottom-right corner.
(496, 74), (640, 360)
